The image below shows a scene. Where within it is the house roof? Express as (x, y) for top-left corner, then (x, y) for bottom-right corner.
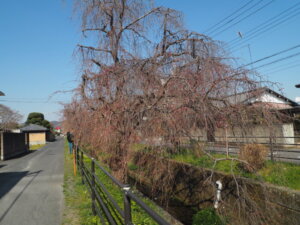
(261, 87), (298, 106)
(226, 87), (299, 107)
(21, 124), (48, 132)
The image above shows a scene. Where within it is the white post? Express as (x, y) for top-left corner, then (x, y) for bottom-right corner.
(0, 132), (4, 160)
(214, 180), (223, 209)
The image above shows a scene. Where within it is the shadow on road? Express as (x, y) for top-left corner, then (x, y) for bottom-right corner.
(0, 171), (29, 199)
(4, 150), (35, 161)
(0, 170), (42, 223)
(0, 165), (6, 169)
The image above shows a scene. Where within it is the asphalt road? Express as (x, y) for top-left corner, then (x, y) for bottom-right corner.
(0, 138), (64, 225)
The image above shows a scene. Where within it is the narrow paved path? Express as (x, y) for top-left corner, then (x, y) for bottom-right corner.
(0, 138), (64, 225)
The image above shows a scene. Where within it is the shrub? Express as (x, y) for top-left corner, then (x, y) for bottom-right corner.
(192, 208), (224, 225)
(239, 144), (268, 173)
(189, 139), (205, 158)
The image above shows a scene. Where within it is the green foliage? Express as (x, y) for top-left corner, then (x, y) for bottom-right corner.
(192, 208), (224, 225)
(42, 120), (51, 129)
(25, 112), (51, 129)
(26, 112), (44, 121)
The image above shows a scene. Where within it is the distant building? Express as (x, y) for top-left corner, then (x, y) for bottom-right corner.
(202, 87), (299, 144)
(227, 87), (298, 109)
(54, 126), (61, 134)
(21, 124), (48, 145)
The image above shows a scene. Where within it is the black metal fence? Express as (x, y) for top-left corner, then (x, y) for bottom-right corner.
(74, 146), (170, 225)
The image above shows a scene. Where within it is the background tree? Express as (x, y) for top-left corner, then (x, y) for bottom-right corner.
(25, 112), (51, 129)
(65, 0), (277, 170)
(0, 104), (22, 130)
(63, 1), (281, 223)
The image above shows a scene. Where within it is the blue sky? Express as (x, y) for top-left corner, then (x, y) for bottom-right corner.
(1, 0), (299, 122)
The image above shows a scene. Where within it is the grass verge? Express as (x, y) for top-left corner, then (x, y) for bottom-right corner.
(63, 141), (179, 225)
(62, 141), (99, 225)
(30, 144), (46, 150)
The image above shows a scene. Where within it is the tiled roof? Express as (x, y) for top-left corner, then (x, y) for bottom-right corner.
(21, 124), (48, 132)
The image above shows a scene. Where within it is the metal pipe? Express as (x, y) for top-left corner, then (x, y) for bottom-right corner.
(214, 180), (223, 209)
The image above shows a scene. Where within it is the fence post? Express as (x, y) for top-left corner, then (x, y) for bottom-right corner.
(123, 185), (132, 225)
(75, 146), (77, 165)
(91, 158), (96, 216)
(81, 151), (85, 184)
(269, 137), (274, 161)
(76, 146), (79, 167)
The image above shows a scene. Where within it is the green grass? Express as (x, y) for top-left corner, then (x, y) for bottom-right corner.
(258, 161), (300, 190)
(30, 144), (46, 150)
(63, 140), (176, 225)
(167, 151), (300, 190)
(62, 141), (99, 225)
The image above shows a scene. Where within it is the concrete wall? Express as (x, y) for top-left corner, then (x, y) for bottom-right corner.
(29, 132), (46, 145)
(0, 132), (29, 160)
(129, 153), (300, 225)
(193, 123), (295, 144)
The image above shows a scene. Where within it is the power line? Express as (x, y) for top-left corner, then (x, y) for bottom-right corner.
(207, 0), (264, 36)
(252, 51), (300, 70)
(240, 44), (300, 68)
(262, 62), (300, 75)
(203, 0), (255, 34)
(211, 0), (275, 38)
(260, 58), (300, 73)
(229, 6), (300, 51)
(227, 2), (300, 47)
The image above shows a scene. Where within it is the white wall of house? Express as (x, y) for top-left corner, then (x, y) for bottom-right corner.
(213, 123), (295, 144)
(255, 93), (287, 104)
(282, 124), (295, 144)
(11, 129), (21, 133)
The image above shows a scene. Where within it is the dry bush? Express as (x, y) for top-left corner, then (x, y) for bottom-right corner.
(239, 144), (268, 173)
(191, 142), (205, 158)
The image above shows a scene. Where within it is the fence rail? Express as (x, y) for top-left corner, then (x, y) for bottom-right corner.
(74, 146), (170, 225)
(181, 135), (300, 163)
